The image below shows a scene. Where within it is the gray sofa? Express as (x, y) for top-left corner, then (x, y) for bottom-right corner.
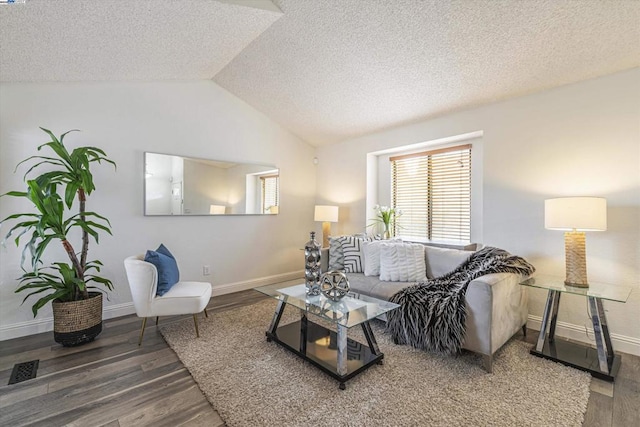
(320, 242), (529, 372)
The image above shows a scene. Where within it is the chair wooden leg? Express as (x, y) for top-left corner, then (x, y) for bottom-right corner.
(155, 316), (159, 326)
(204, 308), (208, 318)
(193, 314), (200, 338)
(138, 317), (147, 346)
(522, 324), (527, 337)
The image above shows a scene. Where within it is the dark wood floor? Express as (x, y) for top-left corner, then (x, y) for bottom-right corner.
(1, 290), (638, 426)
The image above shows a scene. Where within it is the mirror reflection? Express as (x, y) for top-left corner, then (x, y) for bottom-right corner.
(144, 152), (279, 216)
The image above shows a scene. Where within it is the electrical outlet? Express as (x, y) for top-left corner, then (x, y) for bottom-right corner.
(203, 265), (210, 276)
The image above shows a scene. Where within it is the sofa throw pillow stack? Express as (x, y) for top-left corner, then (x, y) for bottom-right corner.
(379, 243), (427, 282)
(329, 234), (381, 273)
(144, 243), (180, 296)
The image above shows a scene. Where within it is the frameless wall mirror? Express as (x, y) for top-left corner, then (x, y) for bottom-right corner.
(144, 152), (279, 216)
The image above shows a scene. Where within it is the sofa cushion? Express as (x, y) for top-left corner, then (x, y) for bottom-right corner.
(424, 246), (473, 279)
(346, 273), (412, 301)
(380, 243), (427, 282)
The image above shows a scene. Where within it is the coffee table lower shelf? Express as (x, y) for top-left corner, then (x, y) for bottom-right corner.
(266, 320), (384, 389)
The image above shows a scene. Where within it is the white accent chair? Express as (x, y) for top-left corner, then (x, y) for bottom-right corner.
(124, 255), (212, 345)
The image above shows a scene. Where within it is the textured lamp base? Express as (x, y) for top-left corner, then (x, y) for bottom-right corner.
(322, 221), (331, 248)
(564, 231), (588, 287)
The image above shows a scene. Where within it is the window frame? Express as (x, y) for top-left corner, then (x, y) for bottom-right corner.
(390, 144), (472, 242)
(260, 174), (279, 214)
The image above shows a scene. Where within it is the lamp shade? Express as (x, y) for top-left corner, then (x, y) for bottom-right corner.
(545, 197), (607, 231)
(209, 204), (226, 215)
(314, 205), (339, 222)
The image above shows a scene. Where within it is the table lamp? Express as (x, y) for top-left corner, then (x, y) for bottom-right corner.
(314, 205), (339, 247)
(544, 197), (607, 287)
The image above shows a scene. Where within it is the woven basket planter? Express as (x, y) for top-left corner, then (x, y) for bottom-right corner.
(52, 292), (103, 346)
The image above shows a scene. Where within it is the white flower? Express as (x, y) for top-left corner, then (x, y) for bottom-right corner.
(373, 204), (380, 211)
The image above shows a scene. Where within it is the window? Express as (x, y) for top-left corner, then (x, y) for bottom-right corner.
(391, 144), (471, 242)
(261, 175), (279, 213)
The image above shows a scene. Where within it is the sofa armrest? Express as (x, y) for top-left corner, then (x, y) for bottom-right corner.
(463, 273), (528, 356)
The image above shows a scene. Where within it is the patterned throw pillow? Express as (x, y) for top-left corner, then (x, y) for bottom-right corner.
(328, 236), (345, 270)
(379, 243), (427, 282)
(330, 234), (381, 273)
(341, 235), (379, 273)
(341, 236), (366, 273)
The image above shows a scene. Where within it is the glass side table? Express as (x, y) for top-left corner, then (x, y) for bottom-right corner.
(520, 275), (632, 381)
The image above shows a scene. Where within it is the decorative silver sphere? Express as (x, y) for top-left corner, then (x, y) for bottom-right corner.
(320, 270), (350, 301)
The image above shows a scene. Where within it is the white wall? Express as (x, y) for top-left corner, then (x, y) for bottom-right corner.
(0, 80), (316, 339)
(316, 69), (640, 355)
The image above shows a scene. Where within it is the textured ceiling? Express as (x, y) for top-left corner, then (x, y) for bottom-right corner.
(1, 1), (639, 146)
(214, 0), (640, 145)
(0, 0), (282, 81)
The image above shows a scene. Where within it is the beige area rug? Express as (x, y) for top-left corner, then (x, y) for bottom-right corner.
(160, 300), (590, 427)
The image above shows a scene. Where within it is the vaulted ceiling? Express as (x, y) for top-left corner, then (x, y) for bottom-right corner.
(1, 0), (639, 146)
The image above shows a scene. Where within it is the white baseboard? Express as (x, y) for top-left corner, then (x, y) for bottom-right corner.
(0, 317), (54, 341)
(527, 314), (640, 357)
(211, 270), (303, 296)
(0, 271), (303, 341)
(103, 301), (136, 319)
(0, 302), (137, 341)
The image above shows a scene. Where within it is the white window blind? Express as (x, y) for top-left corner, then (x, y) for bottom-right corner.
(391, 144), (471, 242)
(261, 175), (279, 213)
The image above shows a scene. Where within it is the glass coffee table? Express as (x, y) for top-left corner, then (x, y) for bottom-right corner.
(255, 283), (400, 389)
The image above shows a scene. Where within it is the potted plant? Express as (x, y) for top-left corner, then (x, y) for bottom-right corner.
(1, 128), (116, 346)
(369, 204), (403, 239)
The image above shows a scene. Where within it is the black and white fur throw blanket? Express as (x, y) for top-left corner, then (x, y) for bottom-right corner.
(386, 246), (535, 354)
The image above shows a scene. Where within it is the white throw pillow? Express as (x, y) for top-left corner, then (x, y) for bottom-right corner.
(363, 239), (404, 276)
(424, 246), (473, 279)
(379, 243), (427, 282)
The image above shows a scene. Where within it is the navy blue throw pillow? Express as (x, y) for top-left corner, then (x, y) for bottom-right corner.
(156, 243), (175, 259)
(144, 244), (180, 296)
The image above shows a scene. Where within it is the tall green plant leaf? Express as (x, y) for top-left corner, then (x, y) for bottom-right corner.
(0, 128), (116, 317)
